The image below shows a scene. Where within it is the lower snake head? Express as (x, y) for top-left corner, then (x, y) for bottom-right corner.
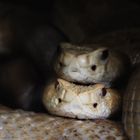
(43, 78), (121, 119)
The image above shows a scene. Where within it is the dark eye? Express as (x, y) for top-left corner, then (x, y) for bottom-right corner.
(101, 88), (107, 97)
(93, 103), (98, 108)
(101, 49), (109, 60)
(91, 65), (96, 71)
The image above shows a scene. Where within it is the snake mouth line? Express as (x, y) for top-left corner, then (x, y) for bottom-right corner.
(72, 81), (95, 86)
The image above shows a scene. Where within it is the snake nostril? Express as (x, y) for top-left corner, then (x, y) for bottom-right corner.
(101, 49), (109, 60)
(93, 103), (98, 108)
(91, 65), (96, 71)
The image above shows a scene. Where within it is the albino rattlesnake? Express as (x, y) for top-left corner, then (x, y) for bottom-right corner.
(0, 46), (129, 140)
(43, 79), (121, 119)
(55, 43), (130, 87)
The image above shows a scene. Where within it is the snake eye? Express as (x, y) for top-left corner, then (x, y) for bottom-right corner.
(101, 49), (109, 60)
(101, 88), (107, 97)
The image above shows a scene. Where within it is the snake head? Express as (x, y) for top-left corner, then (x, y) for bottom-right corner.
(55, 43), (130, 86)
(43, 79), (121, 119)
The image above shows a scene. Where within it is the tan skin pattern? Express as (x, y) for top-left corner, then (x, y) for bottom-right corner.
(0, 105), (127, 140)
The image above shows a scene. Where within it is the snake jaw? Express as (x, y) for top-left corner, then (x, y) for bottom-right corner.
(43, 79), (121, 119)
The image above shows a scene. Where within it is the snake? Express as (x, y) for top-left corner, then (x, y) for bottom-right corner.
(0, 39), (138, 140)
(0, 46), (128, 139)
(0, 42), (135, 139)
(90, 28), (140, 140)
(123, 66), (140, 140)
(55, 43), (130, 87)
(0, 15), (139, 139)
(43, 78), (121, 120)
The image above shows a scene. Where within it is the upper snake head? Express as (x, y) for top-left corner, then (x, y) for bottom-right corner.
(55, 43), (130, 87)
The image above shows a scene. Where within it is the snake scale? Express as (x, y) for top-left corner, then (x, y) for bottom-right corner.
(123, 67), (140, 140)
(0, 105), (127, 140)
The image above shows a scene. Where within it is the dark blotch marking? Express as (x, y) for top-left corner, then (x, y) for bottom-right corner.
(102, 88), (107, 96)
(101, 49), (109, 60)
(93, 103), (98, 108)
(91, 65), (96, 71)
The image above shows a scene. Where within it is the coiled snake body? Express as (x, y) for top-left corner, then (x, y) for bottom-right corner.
(0, 106), (127, 140)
